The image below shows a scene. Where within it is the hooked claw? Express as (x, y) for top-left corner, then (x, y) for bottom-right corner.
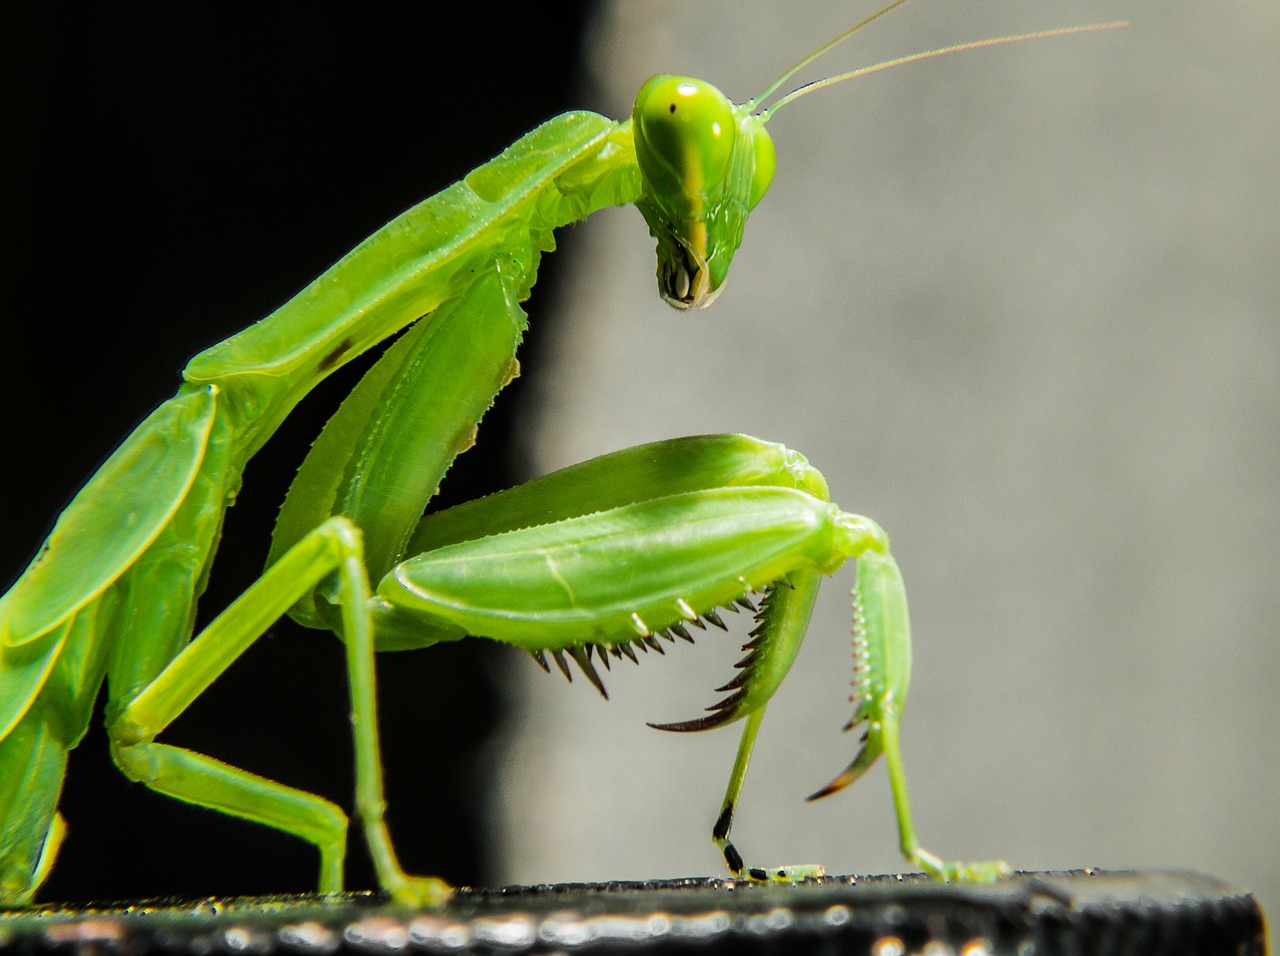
(807, 723), (883, 802)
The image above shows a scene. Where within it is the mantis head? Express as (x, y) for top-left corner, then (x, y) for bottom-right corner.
(630, 0), (1124, 312)
(632, 76), (775, 311)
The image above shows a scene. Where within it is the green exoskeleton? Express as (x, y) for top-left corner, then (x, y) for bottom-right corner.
(0, 2), (1123, 905)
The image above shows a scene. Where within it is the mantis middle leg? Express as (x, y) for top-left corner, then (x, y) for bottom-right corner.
(109, 516), (448, 905)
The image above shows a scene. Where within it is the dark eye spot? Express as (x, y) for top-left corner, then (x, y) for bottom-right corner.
(668, 103), (677, 113)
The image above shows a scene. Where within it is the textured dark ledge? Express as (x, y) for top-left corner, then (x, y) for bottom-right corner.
(0, 869), (1267, 955)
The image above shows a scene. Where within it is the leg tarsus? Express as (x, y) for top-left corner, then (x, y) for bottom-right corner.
(744, 863), (827, 883)
(908, 846), (1010, 883)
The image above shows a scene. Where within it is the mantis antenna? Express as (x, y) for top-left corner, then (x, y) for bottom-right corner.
(748, 0), (1128, 120)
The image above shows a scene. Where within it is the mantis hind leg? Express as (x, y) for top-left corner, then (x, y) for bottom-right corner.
(108, 516), (448, 905)
(108, 739), (350, 891)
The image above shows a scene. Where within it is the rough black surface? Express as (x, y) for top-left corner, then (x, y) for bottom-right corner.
(0, 869), (1267, 954)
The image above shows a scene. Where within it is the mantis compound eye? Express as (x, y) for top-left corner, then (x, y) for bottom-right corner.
(633, 75), (737, 202)
(747, 124), (775, 210)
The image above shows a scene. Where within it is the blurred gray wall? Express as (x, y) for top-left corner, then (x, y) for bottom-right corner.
(490, 0), (1277, 939)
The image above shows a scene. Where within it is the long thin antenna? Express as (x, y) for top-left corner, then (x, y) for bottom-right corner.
(759, 22), (1128, 122)
(750, 0), (914, 108)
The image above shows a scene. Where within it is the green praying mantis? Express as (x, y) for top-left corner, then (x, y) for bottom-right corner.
(0, 2), (1125, 906)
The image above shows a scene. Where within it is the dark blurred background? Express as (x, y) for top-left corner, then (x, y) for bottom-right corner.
(1, 3), (593, 902)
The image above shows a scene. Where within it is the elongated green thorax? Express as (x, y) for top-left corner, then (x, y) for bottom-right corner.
(632, 76), (775, 309)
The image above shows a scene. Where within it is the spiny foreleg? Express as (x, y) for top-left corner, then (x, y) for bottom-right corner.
(374, 435), (878, 878)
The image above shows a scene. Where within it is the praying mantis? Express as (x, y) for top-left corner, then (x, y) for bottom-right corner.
(0, 3), (1124, 906)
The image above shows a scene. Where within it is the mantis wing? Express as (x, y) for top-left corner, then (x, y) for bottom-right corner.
(0, 625), (68, 744)
(268, 264), (527, 629)
(0, 386), (215, 646)
(0, 387), (215, 746)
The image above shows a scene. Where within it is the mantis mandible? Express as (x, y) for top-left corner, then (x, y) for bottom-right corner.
(0, 2), (1123, 906)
